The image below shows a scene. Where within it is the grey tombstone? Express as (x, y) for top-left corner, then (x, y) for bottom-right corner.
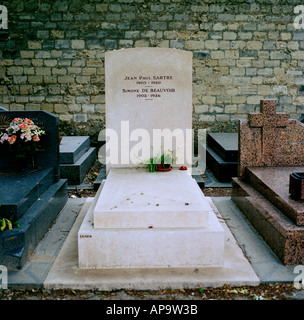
(0, 110), (68, 270)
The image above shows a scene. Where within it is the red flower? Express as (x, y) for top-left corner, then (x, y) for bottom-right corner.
(33, 135), (40, 142)
(24, 118), (33, 125)
(19, 123), (28, 130)
(12, 118), (22, 123)
(8, 135), (17, 144)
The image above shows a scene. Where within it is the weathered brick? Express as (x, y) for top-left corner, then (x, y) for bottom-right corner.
(13, 76), (27, 84)
(71, 40), (85, 49)
(7, 66), (23, 75)
(150, 22), (167, 31)
(223, 32), (237, 40)
(54, 104), (67, 113)
(74, 114), (88, 122)
(27, 41), (42, 50)
(105, 40), (117, 50)
(37, 30), (49, 39)
(55, 40), (70, 49)
(20, 51), (35, 59)
(76, 76), (90, 84)
(58, 75), (75, 83)
(185, 40), (205, 50)
(86, 40), (103, 49)
(82, 104), (95, 113)
(19, 85), (33, 95)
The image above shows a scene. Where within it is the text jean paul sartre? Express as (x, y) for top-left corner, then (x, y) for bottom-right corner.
(122, 74), (175, 100)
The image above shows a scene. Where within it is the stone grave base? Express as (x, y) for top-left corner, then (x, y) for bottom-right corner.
(203, 133), (238, 183)
(232, 166), (304, 265)
(59, 136), (96, 185)
(0, 168), (68, 270)
(78, 168), (224, 269)
(44, 189), (259, 290)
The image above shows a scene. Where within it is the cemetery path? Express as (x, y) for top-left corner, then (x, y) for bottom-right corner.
(0, 283), (302, 300)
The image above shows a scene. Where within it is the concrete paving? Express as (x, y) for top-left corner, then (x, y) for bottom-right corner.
(7, 198), (85, 289)
(44, 196), (259, 290)
(7, 195), (297, 290)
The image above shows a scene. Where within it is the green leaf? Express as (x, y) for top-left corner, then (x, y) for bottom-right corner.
(6, 218), (12, 231)
(0, 218), (6, 231)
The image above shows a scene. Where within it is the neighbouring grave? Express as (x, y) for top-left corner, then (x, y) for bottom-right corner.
(78, 48), (225, 269)
(203, 132), (238, 182)
(59, 136), (96, 185)
(232, 100), (304, 265)
(0, 110), (68, 270)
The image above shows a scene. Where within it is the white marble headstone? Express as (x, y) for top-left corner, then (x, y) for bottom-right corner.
(78, 48), (225, 269)
(104, 48), (193, 171)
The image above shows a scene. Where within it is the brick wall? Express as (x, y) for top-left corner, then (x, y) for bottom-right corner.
(1, 0), (304, 141)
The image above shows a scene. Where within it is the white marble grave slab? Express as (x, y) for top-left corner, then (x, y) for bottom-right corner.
(93, 168), (209, 229)
(78, 173), (225, 269)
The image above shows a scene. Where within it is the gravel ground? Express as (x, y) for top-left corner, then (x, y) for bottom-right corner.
(0, 284), (303, 300)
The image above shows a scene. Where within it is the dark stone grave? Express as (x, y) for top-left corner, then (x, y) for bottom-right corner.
(203, 132), (238, 182)
(232, 99), (304, 265)
(59, 136), (96, 185)
(0, 110), (68, 270)
(93, 165), (106, 191)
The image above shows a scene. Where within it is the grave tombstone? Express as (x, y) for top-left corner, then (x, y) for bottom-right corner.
(78, 48), (225, 269)
(0, 110), (60, 179)
(238, 99), (304, 178)
(103, 47), (193, 172)
(232, 99), (304, 265)
(204, 132), (238, 183)
(0, 110), (68, 270)
(59, 136), (96, 185)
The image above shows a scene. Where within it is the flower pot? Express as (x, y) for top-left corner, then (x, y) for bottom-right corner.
(156, 164), (172, 172)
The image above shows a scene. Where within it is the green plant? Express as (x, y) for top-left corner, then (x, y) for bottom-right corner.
(160, 151), (174, 167)
(147, 157), (157, 172)
(146, 150), (174, 172)
(0, 209), (20, 232)
(0, 217), (12, 231)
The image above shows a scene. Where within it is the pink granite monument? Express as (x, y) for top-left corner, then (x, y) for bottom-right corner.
(232, 99), (304, 265)
(239, 99), (304, 179)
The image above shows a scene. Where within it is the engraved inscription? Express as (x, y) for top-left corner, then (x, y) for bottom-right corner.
(122, 74), (176, 101)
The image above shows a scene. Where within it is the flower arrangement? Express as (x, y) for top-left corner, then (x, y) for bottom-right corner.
(147, 150), (174, 172)
(0, 117), (45, 158)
